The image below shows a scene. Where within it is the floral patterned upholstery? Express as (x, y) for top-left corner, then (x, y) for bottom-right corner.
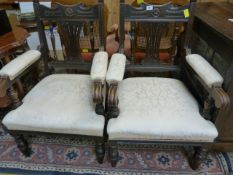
(186, 54), (223, 88)
(0, 50), (41, 80)
(2, 74), (105, 137)
(107, 77), (218, 142)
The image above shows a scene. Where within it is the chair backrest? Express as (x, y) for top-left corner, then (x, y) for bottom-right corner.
(33, 0), (105, 72)
(119, 0), (196, 71)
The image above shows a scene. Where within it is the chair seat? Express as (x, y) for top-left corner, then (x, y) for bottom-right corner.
(107, 77), (218, 142)
(2, 74), (105, 137)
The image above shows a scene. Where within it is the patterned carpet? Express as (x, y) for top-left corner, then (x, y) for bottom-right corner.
(0, 125), (232, 175)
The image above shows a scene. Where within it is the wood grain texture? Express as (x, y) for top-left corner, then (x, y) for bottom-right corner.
(45, 0), (232, 31)
(216, 80), (233, 142)
(195, 2), (233, 41)
(0, 27), (29, 56)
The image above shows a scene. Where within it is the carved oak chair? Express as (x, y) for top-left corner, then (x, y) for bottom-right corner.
(1, 0), (108, 163)
(105, 0), (230, 169)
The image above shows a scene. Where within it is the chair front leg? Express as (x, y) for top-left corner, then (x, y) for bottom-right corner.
(12, 133), (32, 157)
(188, 146), (208, 170)
(109, 141), (119, 167)
(7, 86), (22, 109)
(95, 138), (105, 164)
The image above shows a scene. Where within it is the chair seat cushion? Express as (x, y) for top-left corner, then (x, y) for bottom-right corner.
(2, 74), (105, 137)
(107, 78), (218, 142)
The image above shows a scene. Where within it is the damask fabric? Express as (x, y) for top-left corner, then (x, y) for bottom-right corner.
(0, 50), (41, 80)
(186, 54), (224, 88)
(107, 77), (218, 142)
(90, 51), (108, 83)
(106, 53), (126, 84)
(2, 74), (105, 137)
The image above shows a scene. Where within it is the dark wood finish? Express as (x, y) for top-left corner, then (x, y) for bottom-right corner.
(195, 2), (233, 42)
(0, 27), (29, 57)
(105, 0), (230, 169)
(119, 0), (194, 71)
(109, 141), (119, 167)
(0, 27), (29, 108)
(192, 2), (233, 144)
(7, 86), (22, 109)
(216, 80), (233, 142)
(95, 141), (105, 164)
(33, 0), (105, 73)
(93, 81), (105, 115)
(13, 134), (32, 157)
(2, 0), (107, 164)
(188, 147), (208, 170)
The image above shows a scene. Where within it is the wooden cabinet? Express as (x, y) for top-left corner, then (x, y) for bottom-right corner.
(192, 2), (233, 150)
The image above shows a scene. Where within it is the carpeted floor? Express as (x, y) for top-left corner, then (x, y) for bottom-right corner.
(0, 125), (232, 175)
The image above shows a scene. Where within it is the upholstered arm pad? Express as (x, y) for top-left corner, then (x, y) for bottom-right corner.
(106, 53), (126, 84)
(186, 54), (223, 88)
(0, 50), (41, 81)
(90, 51), (108, 83)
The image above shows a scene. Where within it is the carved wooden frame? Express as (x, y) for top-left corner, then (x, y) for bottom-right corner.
(2, 0), (107, 164)
(106, 0), (230, 170)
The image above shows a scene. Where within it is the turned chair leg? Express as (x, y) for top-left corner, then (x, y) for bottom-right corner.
(7, 86), (22, 109)
(13, 134), (32, 157)
(109, 142), (119, 167)
(95, 141), (105, 164)
(188, 146), (208, 170)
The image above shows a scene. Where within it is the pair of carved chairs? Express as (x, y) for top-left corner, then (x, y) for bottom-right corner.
(0, 0), (230, 170)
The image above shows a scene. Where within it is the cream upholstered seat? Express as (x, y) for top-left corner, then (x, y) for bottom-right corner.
(2, 51), (109, 137)
(107, 77), (218, 142)
(2, 74), (105, 137)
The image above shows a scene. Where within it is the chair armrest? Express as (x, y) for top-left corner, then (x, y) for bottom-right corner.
(106, 53), (126, 118)
(0, 50), (41, 97)
(90, 51), (108, 83)
(186, 54), (223, 88)
(186, 54), (230, 108)
(90, 51), (108, 115)
(106, 53), (126, 84)
(0, 50), (41, 81)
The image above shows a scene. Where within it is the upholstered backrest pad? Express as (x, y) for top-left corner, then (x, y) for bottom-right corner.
(106, 53), (126, 84)
(90, 51), (108, 82)
(186, 54), (223, 88)
(0, 50), (41, 80)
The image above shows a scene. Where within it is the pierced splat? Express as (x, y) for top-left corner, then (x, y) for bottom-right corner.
(49, 21), (58, 60)
(138, 22), (168, 63)
(58, 21), (83, 61)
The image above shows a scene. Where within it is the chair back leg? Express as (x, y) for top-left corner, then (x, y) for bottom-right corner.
(109, 141), (119, 167)
(13, 134), (32, 157)
(95, 139), (105, 164)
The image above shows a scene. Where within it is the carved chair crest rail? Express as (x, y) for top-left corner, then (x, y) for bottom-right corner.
(33, 0), (105, 73)
(105, 0), (230, 169)
(1, 0), (108, 164)
(120, 0), (194, 64)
